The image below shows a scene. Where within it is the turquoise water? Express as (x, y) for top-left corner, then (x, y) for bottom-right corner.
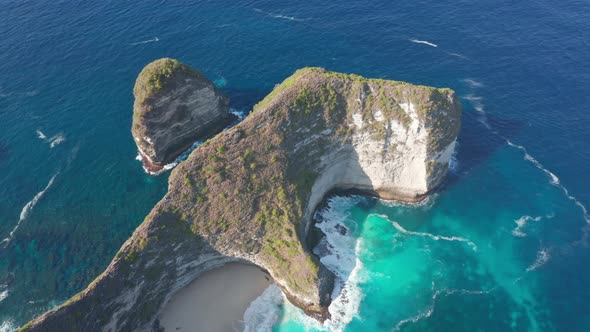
(269, 147), (590, 330)
(2, 0), (590, 330)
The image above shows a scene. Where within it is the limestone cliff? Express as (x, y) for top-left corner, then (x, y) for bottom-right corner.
(21, 68), (461, 331)
(132, 58), (234, 173)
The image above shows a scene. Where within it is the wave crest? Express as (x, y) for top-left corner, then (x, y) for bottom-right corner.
(512, 215), (542, 237)
(129, 37), (159, 45)
(36, 130), (66, 148)
(243, 285), (283, 332)
(527, 248), (551, 272)
(2, 173), (58, 246)
(409, 39), (438, 47)
(383, 216), (477, 251)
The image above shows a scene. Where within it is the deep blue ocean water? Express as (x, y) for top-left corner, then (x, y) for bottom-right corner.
(1, 0), (589, 331)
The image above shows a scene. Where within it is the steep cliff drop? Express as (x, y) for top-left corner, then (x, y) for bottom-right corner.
(132, 58), (235, 173)
(21, 68), (461, 331)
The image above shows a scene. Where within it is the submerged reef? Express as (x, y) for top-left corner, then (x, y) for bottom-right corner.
(22, 67), (461, 331)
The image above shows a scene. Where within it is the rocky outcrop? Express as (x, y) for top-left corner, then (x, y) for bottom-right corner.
(132, 58), (235, 173)
(21, 68), (461, 331)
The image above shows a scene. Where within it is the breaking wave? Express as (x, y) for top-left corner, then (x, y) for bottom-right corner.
(137, 108), (246, 175)
(506, 139), (590, 224)
(36, 130), (66, 148)
(242, 284), (283, 332)
(463, 94), (491, 129)
(254, 8), (307, 21)
(394, 285), (492, 331)
(379, 193), (438, 210)
(463, 86), (590, 226)
(243, 196), (365, 331)
(448, 140), (460, 173)
(49, 134), (65, 148)
(2, 173), (58, 246)
(138, 139), (204, 176)
(512, 215), (542, 237)
(0, 321), (15, 332)
(409, 39), (438, 47)
(393, 298), (435, 331)
(129, 37), (159, 45)
(314, 196), (365, 330)
(385, 216), (478, 251)
(447, 52), (470, 60)
(229, 108), (247, 122)
(463, 78), (484, 88)
(527, 248), (551, 271)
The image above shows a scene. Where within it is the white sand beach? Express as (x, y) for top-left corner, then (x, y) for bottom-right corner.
(159, 263), (273, 332)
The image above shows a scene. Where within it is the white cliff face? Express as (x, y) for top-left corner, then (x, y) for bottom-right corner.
(305, 85), (460, 227)
(349, 101), (429, 198)
(349, 100), (457, 198)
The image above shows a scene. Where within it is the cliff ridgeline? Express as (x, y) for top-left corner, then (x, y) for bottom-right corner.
(22, 66), (461, 331)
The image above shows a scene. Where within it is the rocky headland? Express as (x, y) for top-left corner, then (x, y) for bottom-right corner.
(21, 67), (461, 331)
(132, 58), (235, 173)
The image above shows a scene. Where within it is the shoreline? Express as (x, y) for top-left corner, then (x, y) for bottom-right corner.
(158, 263), (273, 332)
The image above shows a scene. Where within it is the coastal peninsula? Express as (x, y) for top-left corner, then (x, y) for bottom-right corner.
(21, 66), (461, 331)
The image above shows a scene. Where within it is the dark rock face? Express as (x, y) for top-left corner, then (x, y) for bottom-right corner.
(132, 58), (234, 173)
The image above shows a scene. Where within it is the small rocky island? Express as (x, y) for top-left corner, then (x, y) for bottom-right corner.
(21, 65), (461, 331)
(132, 58), (235, 173)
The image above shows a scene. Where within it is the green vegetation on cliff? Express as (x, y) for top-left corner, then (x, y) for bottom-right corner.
(133, 58), (201, 105)
(138, 67), (459, 297)
(21, 66), (461, 331)
(131, 58), (231, 169)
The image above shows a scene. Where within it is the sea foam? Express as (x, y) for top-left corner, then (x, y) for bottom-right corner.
(254, 8), (307, 21)
(384, 216), (478, 251)
(129, 37), (159, 45)
(394, 285), (494, 331)
(463, 88), (590, 225)
(137, 108), (246, 175)
(526, 248), (551, 272)
(243, 196), (365, 331)
(506, 139), (590, 224)
(2, 173), (58, 246)
(315, 196), (366, 330)
(463, 78), (484, 88)
(463, 94), (491, 129)
(36, 130), (47, 140)
(0, 321), (15, 332)
(409, 39), (438, 47)
(36, 130), (66, 148)
(448, 140), (460, 173)
(447, 52), (470, 60)
(512, 215), (542, 237)
(242, 284), (283, 332)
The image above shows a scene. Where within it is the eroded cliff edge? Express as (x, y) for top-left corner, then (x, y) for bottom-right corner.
(132, 58), (234, 173)
(21, 68), (461, 331)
